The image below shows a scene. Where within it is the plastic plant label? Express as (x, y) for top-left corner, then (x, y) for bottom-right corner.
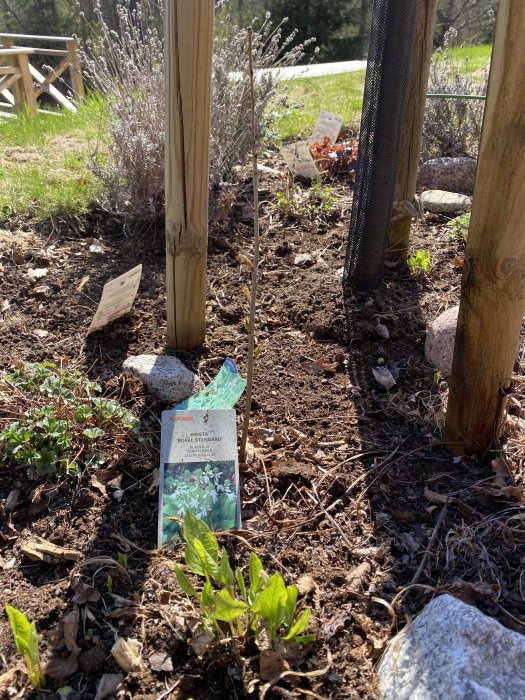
(175, 358), (246, 410)
(309, 110), (343, 146)
(158, 409), (240, 546)
(87, 265), (142, 334)
(280, 141), (319, 179)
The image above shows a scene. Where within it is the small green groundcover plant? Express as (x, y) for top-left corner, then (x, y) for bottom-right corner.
(0, 362), (139, 478)
(5, 605), (45, 689)
(274, 179), (338, 221)
(447, 212), (471, 241)
(408, 250), (431, 276)
(174, 512), (315, 660)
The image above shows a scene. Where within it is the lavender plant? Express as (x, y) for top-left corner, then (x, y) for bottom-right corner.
(79, 1), (313, 219)
(421, 28), (488, 161)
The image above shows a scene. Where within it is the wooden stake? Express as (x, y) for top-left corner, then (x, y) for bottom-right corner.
(387, 0), (438, 260)
(239, 28), (259, 464)
(165, 1), (214, 350)
(444, 0), (525, 455)
(66, 39), (85, 102)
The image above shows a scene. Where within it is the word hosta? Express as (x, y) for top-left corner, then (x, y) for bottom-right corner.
(174, 512), (315, 654)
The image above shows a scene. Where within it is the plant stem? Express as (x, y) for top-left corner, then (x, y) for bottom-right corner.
(239, 27), (260, 464)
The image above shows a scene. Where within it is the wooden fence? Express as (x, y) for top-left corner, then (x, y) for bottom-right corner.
(0, 33), (84, 116)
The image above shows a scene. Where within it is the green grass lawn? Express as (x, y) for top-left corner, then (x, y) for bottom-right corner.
(0, 98), (105, 221)
(0, 44), (492, 221)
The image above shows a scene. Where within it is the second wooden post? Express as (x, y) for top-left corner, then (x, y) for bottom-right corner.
(165, 0), (214, 350)
(444, 0), (525, 455)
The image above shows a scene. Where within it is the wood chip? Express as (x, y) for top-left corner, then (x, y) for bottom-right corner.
(20, 536), (81, 564)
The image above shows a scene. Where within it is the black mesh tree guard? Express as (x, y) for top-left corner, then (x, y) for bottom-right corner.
(343, 0), (419, 291)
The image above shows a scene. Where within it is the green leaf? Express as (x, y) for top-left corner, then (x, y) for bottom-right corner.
(193, 537), (219, 581)
(217, 549), (234, 588)
(235, 568), (247, 601)
(248, 552), (265, 602)
(183, 512), (219, 577)
(284, 608), (311, 640)
(294, 633), (316, 646)
(284, 585), (298, 625)
(174, 565), (197, 598)
(251, 572), (287, 637)
(212, 589), (248, 624)
(82, 427), (104, 440)
(5, 605), (32, 655)
(201, 581), (214, 608)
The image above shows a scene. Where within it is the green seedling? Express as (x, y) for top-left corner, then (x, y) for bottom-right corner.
(274, 178), (338, 221)
(447, 212), (470, 241)
(107, 575), (113, 593)
(433, 370), (442, 384)
(5, 605), (45, 690)
(174, 512), (315, 648)
(117, 552), (128, 570)
(408, 250), (431, 276)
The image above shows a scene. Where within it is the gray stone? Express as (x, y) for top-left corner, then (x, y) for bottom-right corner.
(418, 157), (477, 194)
(421, 190), (472, 215)
(378, 594), (525, 700)
(122, 354), (203, 403)
(424, 305), (459, 375)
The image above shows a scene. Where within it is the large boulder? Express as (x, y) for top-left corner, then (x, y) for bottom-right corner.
(418, 157), (477, 194)
(424, 305), (459, 375)
(421, 190), (472, 215)
(378, 594), (525, 700)
(122, 354), (203, 403)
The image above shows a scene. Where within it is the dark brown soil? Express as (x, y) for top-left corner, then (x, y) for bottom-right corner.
(1, 173), (525, 700)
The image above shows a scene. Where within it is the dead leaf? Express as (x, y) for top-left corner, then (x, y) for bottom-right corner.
(77, 275), (90, 292)
(346, 561), (371, 593)
(111, 637), (142, 672)
(21, 536), (81, 564)
(322, 611), (348, 640)
(4, 489), (20, 513)
(375, 322), (390, 340)
(188, 630), (214, 656)
(62, 607), (80, 653)
(259, 647), (290, 681)
(90, 474), (107, 497)
(89, 240), (105, 254)
(149, 651), (174, 673)
(491, 456), (514, 487)
(293, 253), (313, 267)
(296, 575), (317, 595)
(33, 283), (51, 295)
(372, 367), (396, 390)
(72, 582), (101, 605)
(94, 673), (124, 700)
(33, 329), (49, 338)
(454, 256), (465, 268)
(27, 267), (47, 282)
(1, 299), (10, 312)
(45, 652), (79, 679)
(301, 357), (337, 374)
(0, 667), (19, 698)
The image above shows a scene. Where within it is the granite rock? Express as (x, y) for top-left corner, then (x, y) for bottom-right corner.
(421, 190), (472, 215)
(424, 305), (459, 375)
(122, 354), (203, 404)
(418, 156), (477, 194)
(378, 594), (525, 700)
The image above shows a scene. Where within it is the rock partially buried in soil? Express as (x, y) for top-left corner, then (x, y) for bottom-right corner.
(424, 305), (459, 375)
(122, 354), (202, 403)
(421, 190), (472, 215)
(378, 594), (525, 700)
(418, 156), (477, 194)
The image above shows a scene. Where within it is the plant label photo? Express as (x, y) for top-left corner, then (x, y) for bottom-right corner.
(158, 409), (240, 547)
(87, 264), (142, 334)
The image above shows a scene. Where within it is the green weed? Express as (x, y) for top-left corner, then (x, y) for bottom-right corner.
(408, 250), (432, 276)
(174, 512), (315, 656)
(0, 362), (138, 478)
(5, 605), (45, 690)
(447, 212), (471, 241)
(274, 178), (338, 221)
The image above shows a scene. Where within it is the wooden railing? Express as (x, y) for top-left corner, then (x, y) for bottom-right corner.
(0, 33), (84, 115)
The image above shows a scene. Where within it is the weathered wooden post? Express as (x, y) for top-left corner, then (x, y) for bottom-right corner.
(165, 1), (214, 350)
(66, 38), (85, 102)
(387, 0), (438, 260)
(444, 0), (525, 455)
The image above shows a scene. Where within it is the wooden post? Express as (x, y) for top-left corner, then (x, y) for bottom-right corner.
(165, 0), (214, 350)
(0, 37), (22, 109)
(444, 0), (525, 455)
(387, 0), (438, 260)
(66, 39), (85, 101)
(13, 51), (37, 115)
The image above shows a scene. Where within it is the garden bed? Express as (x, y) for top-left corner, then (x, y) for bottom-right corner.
(1, 166), (525, 699)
